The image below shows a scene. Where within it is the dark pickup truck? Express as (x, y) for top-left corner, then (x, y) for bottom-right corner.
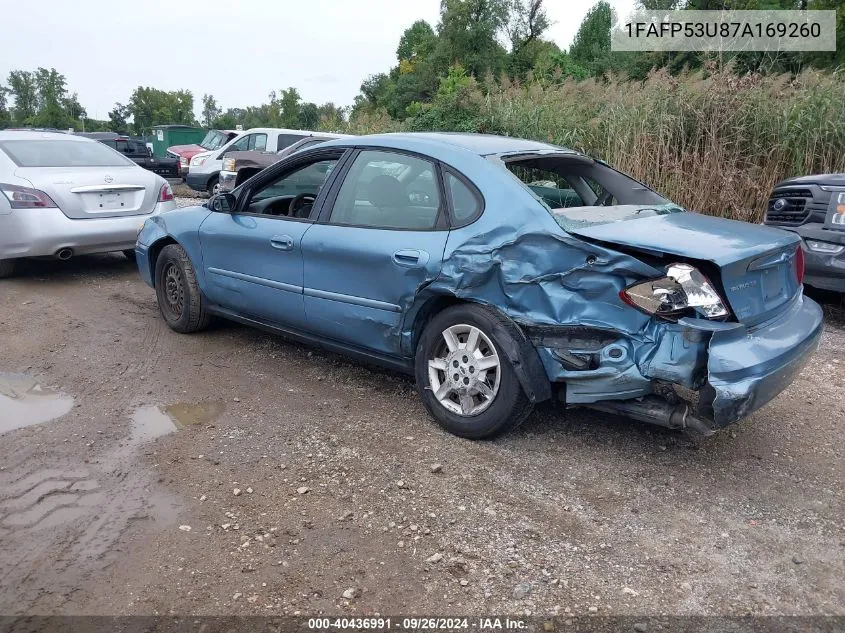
(77, 132), (180, 179)
(764, 173), (845, 292)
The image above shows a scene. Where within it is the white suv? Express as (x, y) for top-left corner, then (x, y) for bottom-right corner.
(185, 128), (321, 194)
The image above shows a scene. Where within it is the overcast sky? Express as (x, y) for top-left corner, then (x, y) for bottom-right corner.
(0, 0), (637, 121)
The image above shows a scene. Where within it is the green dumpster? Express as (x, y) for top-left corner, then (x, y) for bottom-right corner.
(150, 124), (206, 158)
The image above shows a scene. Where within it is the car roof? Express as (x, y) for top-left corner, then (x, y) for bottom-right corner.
(320, 132), (570, 156)
(0, 130), (92, 142)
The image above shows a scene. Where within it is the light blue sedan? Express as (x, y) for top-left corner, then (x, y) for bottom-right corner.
(135, 133), (822, 439)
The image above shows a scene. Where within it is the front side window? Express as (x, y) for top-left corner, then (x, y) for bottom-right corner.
(329, 150), (441, 230)
(0, 140), (134, 167)
(243, 157), (339, 218)
(226, 134), (252, 153)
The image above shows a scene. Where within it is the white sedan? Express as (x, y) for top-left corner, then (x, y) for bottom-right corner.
(0, 130), (176, 278)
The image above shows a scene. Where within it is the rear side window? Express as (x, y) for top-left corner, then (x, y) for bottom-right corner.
(445, 172), (481, 224)
(0, 140), (133, 167)
(329, 150), (442, 230)
(278, 134), (307, 149)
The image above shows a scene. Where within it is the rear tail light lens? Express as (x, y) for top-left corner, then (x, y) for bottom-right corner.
(0, 183), (57, 209)
(795, 246), (805, 285)
(620, 263), (729, 320)
(158, 182), (174, 203)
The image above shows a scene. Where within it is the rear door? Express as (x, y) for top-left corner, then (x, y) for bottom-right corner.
(300, 149), (450, 356)
(1, 137), (160, 219)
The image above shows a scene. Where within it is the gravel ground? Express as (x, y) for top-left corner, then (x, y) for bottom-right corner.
(0, 251), (842, 617)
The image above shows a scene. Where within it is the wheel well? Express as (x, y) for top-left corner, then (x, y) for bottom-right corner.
(207, 173), (219, 188)
(409, 295), (552, 404)
(409, 294), (465, 353)
(147, 237), (178, 287)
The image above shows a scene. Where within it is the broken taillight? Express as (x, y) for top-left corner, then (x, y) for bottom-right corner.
(620, 263), (730, 320)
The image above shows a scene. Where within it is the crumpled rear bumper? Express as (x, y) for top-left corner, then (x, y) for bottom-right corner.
(702, 294), (823, 426)
(534, 293), (823, 432)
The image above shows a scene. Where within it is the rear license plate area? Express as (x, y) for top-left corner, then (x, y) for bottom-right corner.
(761, 264), (787, 305)
(97, 192), (125, 209)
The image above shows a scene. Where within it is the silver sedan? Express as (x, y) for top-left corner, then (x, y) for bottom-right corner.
(0, 131), (176, 278)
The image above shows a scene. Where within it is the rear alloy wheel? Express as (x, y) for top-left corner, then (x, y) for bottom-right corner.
(0, 259), (17, 279)
(415, 304), (533, 439)
(154, 244), (210, 333)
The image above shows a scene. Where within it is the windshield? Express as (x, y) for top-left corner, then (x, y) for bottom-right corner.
(502, 154), (683, 229)
(200, 131), (228, 151)
(0, 140), (134, 167)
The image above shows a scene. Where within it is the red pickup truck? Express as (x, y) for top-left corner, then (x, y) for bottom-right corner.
(167, 129), (238, 179)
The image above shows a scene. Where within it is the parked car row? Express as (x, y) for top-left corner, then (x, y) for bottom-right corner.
(171, 127), (351, 195)
(134, 132), (823, 439)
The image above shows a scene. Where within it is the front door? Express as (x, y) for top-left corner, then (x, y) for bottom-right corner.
(198, 152), (343, 328)
(301, 149), (450, 356)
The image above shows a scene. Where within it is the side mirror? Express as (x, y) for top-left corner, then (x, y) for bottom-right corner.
(209, 192), (236, 213)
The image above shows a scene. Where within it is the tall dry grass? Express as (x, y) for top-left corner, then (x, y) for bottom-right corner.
(349, 66), (845, 222)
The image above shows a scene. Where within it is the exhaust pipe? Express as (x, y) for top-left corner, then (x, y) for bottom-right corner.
(583, 396), (715, 435)
(55, 248), (73, 261)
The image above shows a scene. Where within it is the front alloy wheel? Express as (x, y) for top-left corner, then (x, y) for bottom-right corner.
(428, 324), (501, 416)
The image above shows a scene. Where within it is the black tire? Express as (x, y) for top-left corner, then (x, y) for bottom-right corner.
(414, 303), (533, 439)
(154, 244), (210, 333)
(123, 249), (136, 262)
(0, 259), (17, 279)
(206, 175), (220, 196)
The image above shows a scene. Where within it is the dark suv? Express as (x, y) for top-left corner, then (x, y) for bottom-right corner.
(764, 174), (845, 292)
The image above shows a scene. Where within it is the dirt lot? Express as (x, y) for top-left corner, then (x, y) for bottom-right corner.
(0, 238), (843, 617)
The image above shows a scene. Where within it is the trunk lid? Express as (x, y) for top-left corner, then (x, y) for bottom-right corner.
(567, 211), (802, 325)
(15, 166), (159, 219)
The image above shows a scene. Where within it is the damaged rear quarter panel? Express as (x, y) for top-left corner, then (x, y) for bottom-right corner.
(399, 152), (705, 404)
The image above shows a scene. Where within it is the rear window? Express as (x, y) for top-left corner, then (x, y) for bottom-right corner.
(502, 155), (682, 229)
(0, 140), (133, 168)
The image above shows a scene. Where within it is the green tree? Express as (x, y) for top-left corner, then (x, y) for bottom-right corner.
(128, 87), (195, 135)
(434, 0), (510, 78)
(278, 87), (302, 128)
(7, 70), (38, 124)
(298, 102), (319, 129)
(397, 20), (438, 61)
(569, 1), (614, 77)
(0, 85), (11, 128)
(507, 0), (551, 61)
(108, 103), (131, 134)
(201, 93), (221, 128)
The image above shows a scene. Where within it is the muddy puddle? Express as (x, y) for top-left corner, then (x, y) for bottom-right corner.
(130, 401), (224, 446)
(0, 373), (75, 434)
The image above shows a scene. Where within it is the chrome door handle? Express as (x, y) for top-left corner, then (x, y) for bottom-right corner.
(393, 249), (429, 267)
(270, 235), (294, 251)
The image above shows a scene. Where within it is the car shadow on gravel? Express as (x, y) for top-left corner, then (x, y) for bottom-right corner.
(7, 254), (137, 283)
